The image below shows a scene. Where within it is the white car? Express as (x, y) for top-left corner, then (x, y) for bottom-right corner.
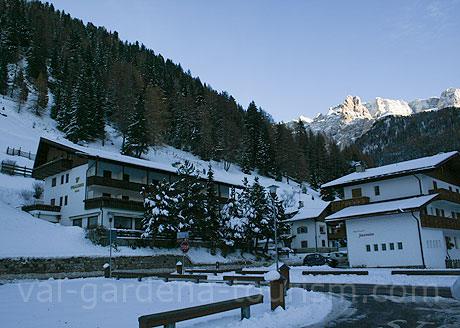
(328, 252), (349, 266)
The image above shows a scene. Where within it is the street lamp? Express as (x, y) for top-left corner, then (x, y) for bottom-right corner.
(268, 185), (280, 271)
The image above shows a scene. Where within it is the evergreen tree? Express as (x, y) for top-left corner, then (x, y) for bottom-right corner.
(33, 72), (48, 115)
(142, 179), (179, 240)
(220, 187), (248, 247)
(124, 90), (149, 157)
(16, 68), (28, 112)
(204, 163), (221, 247)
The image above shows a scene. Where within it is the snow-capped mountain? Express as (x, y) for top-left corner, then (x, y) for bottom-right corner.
(294, 88), (460, 147)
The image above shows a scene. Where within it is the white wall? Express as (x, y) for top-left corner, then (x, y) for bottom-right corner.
(420, 227), (447, 268)
(290, 219), (328, 250)
(346, 213), (423, 267)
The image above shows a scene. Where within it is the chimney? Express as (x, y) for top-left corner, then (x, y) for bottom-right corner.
(355, 162), (365, 173)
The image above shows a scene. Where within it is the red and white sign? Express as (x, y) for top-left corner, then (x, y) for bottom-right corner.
(180, 241), (190, 254)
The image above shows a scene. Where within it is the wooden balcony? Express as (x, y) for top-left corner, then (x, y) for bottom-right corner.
(22, 204), (61, 213)
(87, 175), (146, 192)
(84, 197), (145, 212)
(429, 188), (460, 205)
(420, 214), (460, 231)
(330, 196), (370, 213)
(32, 158), (73, 179)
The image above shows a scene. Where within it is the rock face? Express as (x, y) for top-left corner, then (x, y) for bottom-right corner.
(294, 88), (460, 147)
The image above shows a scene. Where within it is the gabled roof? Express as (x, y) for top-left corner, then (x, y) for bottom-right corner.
(35, 137), (241, 187)
(285, 202), (329, 222)
(324, 194), (438, 222)
(322, 151), (459, 188)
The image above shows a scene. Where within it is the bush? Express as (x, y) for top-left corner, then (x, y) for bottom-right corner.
(32, 181), (44, 199)
(85, 226), (109, 246)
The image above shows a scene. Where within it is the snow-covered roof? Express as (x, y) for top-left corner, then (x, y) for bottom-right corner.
(38, 137), (240, 186)
(324, 194), (438, 221)
(285, 202), (329, 222)
(322, 151), (459, 188)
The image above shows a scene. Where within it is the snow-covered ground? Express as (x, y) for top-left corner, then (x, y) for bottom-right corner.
(0, 278), (335, 328)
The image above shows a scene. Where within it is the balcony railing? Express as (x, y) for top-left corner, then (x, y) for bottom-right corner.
(32, 158), (73, 179)
(429, 188), (460, 205)
(87, 175), (146, 192)
(22, 204), (61, 213)
(84, 197), (145, 212)
(420, 214), (460, 231)
(330, 196), (370, 213)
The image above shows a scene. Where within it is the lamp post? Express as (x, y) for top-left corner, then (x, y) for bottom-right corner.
(268, 185), (280, 271)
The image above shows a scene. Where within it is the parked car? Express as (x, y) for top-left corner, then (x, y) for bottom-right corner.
(328, 252), (349, 267)
(303, 253), (338, 267)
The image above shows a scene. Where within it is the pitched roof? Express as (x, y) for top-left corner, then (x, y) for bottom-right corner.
(322, 151), (459, 188)
(285, 202), (329, 222)
(324, 194), (438, 222)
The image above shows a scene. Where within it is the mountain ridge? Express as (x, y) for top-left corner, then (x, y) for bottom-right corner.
(293, 88), (460, 147)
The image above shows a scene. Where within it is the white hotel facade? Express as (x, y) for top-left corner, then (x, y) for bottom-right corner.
(24, 138), (236, 241)
(322, 151), (460, 268)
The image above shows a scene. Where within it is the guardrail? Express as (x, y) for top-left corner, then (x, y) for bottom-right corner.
(138, 294), (264, 328)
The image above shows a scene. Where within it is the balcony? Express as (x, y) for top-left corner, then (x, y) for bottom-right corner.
(87, 175), (146, 192)
(22, 204), (61, 213)
(420, 214), (460, 231)
(330, 196), (370, 213)
(32, 158), (73, 179)
(328, 230), (346, 240)
(429, 188), (460, 205)
(84, 197), (145, 212)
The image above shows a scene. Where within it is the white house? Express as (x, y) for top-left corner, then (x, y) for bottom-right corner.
(285, 202), (334, 253)
(322, 151), (460, 268)
(23, 137), (238, 242)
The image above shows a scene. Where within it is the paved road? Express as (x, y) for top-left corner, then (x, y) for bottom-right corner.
(306, 294), (460, 328)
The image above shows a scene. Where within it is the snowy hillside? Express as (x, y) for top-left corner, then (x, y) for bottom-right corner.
(293, 88), (460, 147)
(0, 94), (325, 259)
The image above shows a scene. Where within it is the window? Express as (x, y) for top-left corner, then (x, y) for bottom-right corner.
(321, 240), (326, 247)
(73, 219), (82, 227)
(50, 198), (56, 206)
(436, 208), (440, 216)
(374, 186), (380, 196)
(457, 188), (459, 194)
(122, 195), (129, 200)
(134, 218), (143, 230)
(319, 226), (325, 234)
(433, 181), (438, 190)
(381, 243), (387, 251)
(103, 170), (112, 179)
(398, 242), (403, 250)
(123, 174), (130, 182)
(65, 173), (69, 183)
(87, 216), (98, 229)
(297, 226), (308, 234)
(61, 175), (64, 184)
(114, 216), (132, 229)
(457, 213), (460, 220)
(374, 244), (378, 251)
(102, 193), (111, 198)
(301, 241), (308, 248)
(59, 197), (63, 206)
(421, 207), (427, 215)
(366, 244), (371, 252)
(452, 212), (456, 219)
(454, 236), (459, 249)
(52, 177), (56, 187)
(441, 209), (445, 217)
(389, 243), (395, 250)
(449, 186), (453, 191)
(352, 188), (362, 198)
(64, 195), (68, 206)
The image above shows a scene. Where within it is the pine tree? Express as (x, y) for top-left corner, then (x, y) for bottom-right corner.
(16, 68), (28, 112)
(220, 187), (248, 247)
(124, 91), (149, 157)
(33, 72), (48, 116)
(204, 163), (221, 247)
(142, 179), (179, 240)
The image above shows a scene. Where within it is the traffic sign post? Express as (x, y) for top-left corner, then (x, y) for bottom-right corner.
(180, 240), (189, 271)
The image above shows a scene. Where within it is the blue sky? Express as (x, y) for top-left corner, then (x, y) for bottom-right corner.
(45, 0), (460, 122)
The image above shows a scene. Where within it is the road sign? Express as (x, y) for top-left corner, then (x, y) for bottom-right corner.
(177, 231), (190, 240)
(180, 241), (190, 253)
(106, 230), (117, 244)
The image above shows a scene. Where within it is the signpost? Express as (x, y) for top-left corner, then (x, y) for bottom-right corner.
(180, 240), (189, 271)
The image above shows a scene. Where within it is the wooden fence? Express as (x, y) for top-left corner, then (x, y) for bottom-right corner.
(6, 146), (36, 160)
(1, 161), (33, 177)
